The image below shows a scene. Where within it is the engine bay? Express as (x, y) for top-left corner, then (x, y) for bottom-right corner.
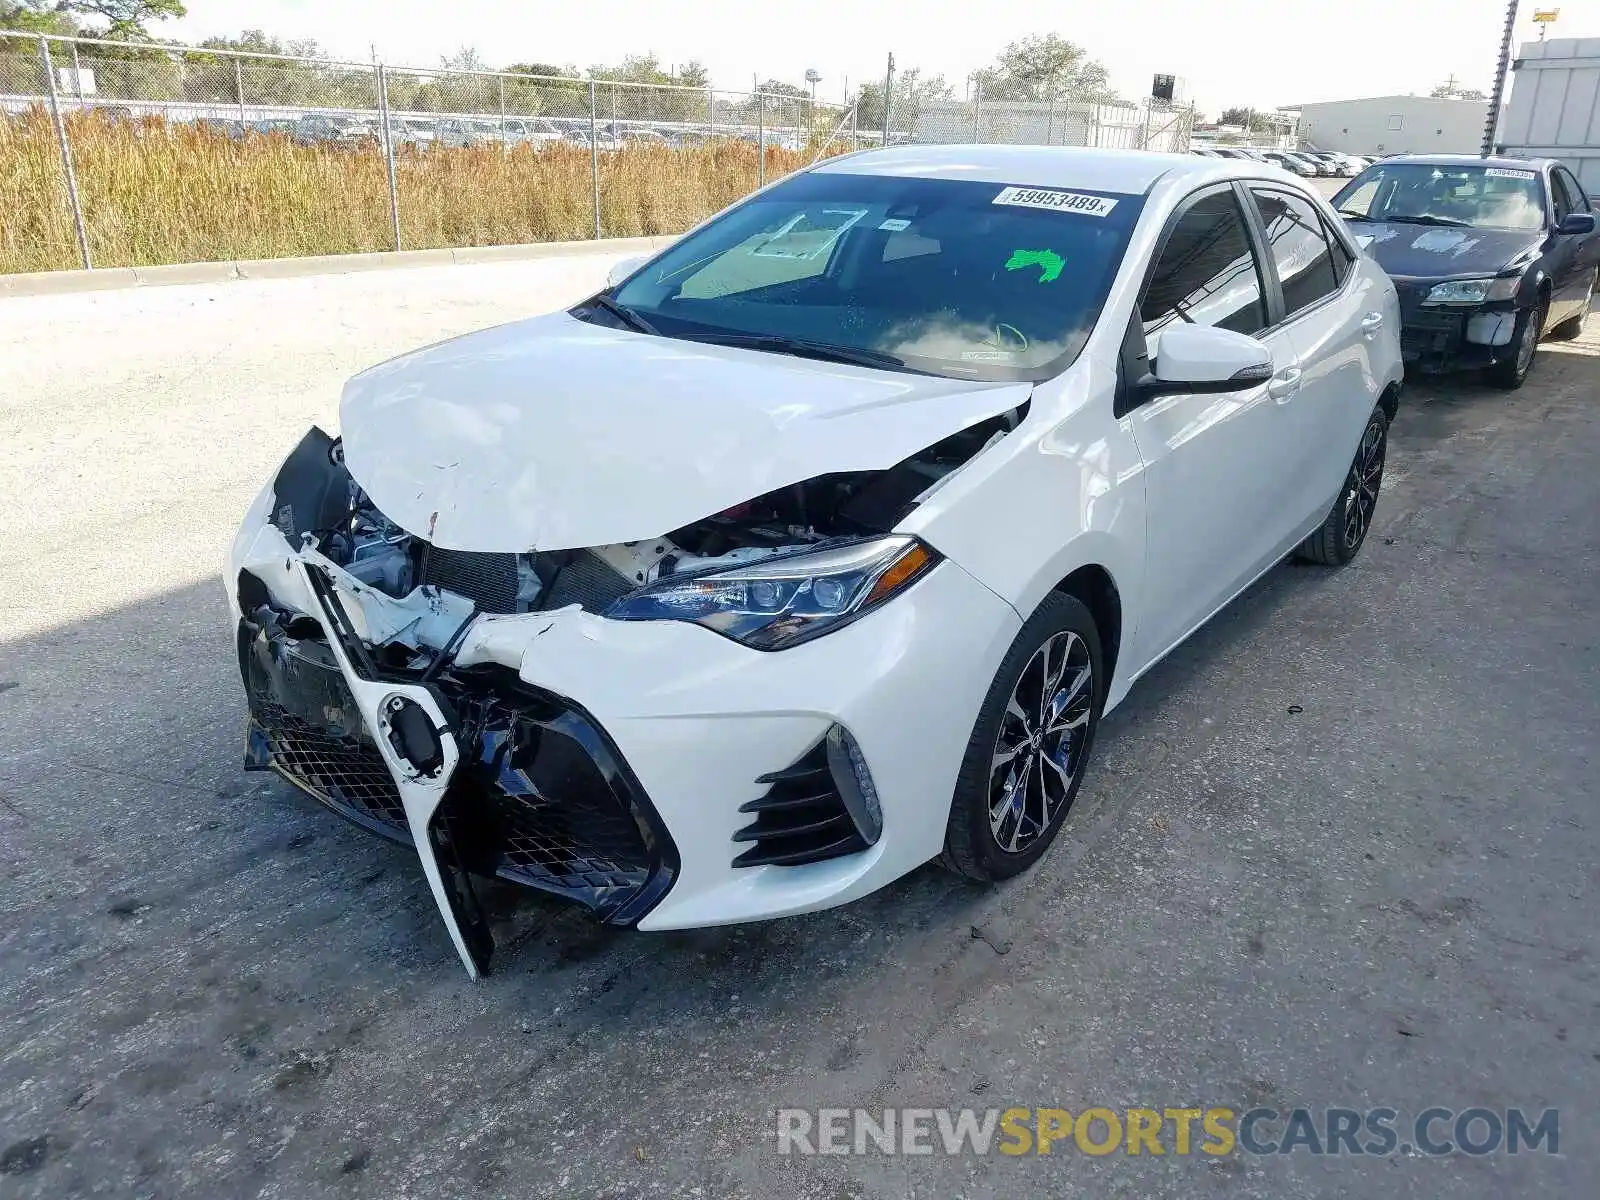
(268, 409), (1022, 624)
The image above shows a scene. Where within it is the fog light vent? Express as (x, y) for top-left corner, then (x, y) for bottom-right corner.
(731, 726), (877, 868)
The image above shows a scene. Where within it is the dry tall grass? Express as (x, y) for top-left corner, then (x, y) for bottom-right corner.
(0, 108), (826, 274)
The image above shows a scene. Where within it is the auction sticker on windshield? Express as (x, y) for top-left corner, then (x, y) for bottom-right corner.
(1485, 168), (1536, 180)
(993, 187), (1119, 217)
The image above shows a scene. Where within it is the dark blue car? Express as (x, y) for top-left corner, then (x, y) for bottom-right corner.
(1332, 154), (1599, 389)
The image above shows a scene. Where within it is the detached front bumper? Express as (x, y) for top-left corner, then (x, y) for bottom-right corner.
(1394, 282), (1521, 374)
(227, 487), (1021, 977)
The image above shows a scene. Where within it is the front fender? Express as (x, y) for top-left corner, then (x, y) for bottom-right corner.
(897, 354), (1147, 703)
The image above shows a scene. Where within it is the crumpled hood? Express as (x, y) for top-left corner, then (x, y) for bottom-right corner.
(340, 312), (1032, 552)
(1350, 221), (1544, 280)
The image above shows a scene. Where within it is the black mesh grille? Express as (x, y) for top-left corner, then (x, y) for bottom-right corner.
(459, 685), (653, 909)
(252, 701), (411, 836)
(732, 739), (869, 868)
(420, 548), (520, 614)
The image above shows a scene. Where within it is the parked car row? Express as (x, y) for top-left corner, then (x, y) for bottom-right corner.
(166, 111), (804, 153)
(1192, 145), (1371, 176)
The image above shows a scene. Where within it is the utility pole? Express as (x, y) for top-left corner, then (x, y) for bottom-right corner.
(1483, 0), (1520, 156)
(881, 52), (895, 146)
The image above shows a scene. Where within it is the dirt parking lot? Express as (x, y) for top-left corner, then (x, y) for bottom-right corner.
(1, 259), (1596, 1199)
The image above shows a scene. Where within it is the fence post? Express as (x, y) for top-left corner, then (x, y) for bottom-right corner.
(70, 40), (83, 103)
(377, 64), (401, 251)
(40, 38), (92, 271)
(589, 80), (601, 239)
(972, 79), (981, 142)
(498, 76), (506, 154)
(881, 52), (894, 146)
(757, 92), (765, 186)
(234, 56), (245, 125)
(1046, 96), (1055, 145)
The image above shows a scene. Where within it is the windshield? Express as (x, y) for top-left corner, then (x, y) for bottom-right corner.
(1334, 162), (1547, 232)
(603, 171), (1145, 382)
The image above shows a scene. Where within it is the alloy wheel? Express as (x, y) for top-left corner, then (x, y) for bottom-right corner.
(1515, 303), (1544, 376)
(988, 631), (1094, 854)
(1342, 415), (1387, 550)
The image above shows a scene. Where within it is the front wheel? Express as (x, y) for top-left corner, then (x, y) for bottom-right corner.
(1483, 298), (1548, 390)
(1296, 406), (1388, 566)
(941, 592), (1103, 883)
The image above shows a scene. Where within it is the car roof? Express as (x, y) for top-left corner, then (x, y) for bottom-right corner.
(1378, 153), (1553, 172)
(811, 143), (1304, 194)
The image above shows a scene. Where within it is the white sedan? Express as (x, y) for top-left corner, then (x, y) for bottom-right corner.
(226, 145), (1404, 976)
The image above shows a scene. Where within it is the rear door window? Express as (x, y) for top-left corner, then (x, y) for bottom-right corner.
(1248, 188), (1342, 319)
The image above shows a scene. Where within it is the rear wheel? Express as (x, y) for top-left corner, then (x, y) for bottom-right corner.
(1296, 406), (1388, 566)
(942, 592), (1102, 883)
(1484, 297), (1548, 390)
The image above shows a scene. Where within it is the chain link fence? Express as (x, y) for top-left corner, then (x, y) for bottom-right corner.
(0, 31), (868, 273)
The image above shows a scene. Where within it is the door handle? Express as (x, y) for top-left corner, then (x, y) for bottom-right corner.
(1360, 311), (1385, 336)
(1267, 367), (1303, 400)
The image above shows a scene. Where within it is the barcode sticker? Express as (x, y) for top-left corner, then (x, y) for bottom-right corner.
(1485, 168), (1536, 180)
(992, 186), (1119, 217)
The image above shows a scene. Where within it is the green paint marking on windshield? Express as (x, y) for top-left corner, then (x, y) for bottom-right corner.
(1004, 248), (1065, 283)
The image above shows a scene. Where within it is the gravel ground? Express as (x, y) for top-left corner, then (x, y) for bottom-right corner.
(1, 255), (1596, 1199)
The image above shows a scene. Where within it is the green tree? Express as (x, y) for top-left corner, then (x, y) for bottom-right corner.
(1218, 106), (1279, 133)
(4, 0), (185, 38)
(588, 53), (710, 122)
(502, 61), (582, 120)
(1, 1), (80, 34)
(856, 67), (954, 133)
(972, 33), (1115, 103)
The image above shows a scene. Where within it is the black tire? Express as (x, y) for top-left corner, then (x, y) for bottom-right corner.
(1296, 405), (1388, 566)
(1548, 291), (1590, 341)
(1483, 297), (1548, 390)
(941, 592), (1103, 883)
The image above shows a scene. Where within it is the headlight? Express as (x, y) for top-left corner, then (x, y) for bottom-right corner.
(1425, 276), (1520, 305)
(604, 536), (940, 650)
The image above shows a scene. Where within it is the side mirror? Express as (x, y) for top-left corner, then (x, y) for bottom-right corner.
(1558, 212), (1596, 235)
(606, 254), (649, 288)
(1137, 324), (1274, 398)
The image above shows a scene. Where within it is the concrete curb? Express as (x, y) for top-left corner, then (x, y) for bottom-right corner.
(0, 235), (678, 298)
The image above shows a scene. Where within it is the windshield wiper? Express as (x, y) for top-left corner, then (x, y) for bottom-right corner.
(581, 292), (659, 335)
(685, 331), (913, 372)
(1379, 213), (1473, 228)
(1335, 208), (1371, 219)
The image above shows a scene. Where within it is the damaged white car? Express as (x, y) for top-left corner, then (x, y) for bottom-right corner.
(226, 145), (1404, 976)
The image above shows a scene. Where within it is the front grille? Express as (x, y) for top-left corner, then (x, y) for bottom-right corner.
(732, 739), (869, 868)
(420, 547), (520, 614)
(248, 702), (412, 838)
(238, 600), (677, 925)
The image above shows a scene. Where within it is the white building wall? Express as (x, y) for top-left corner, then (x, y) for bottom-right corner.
(1291, 96), (1489, 156)
(1500, 38), (1600, 192)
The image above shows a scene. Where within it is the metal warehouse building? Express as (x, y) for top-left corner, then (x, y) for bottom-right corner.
(1283, 95), (1490, 156)
(1499, 38), (1600, 189)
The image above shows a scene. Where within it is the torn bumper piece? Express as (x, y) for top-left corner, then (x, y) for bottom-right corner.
(238, 561), (678, 978)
